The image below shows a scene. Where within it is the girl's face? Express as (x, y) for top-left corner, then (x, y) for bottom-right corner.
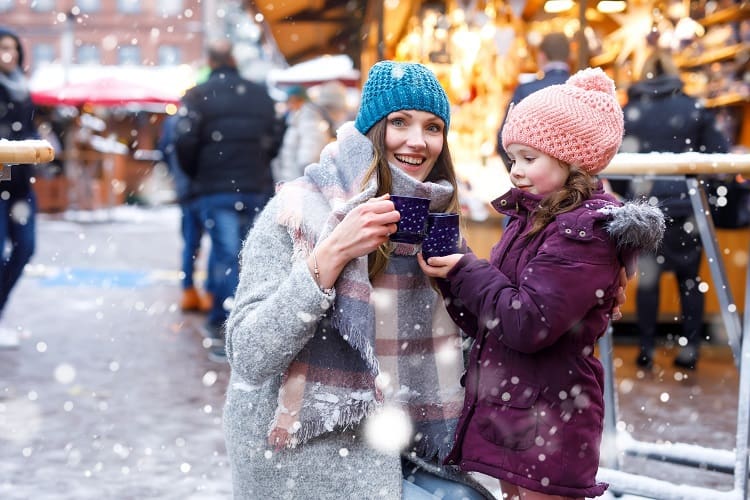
(384, 110), (444, 182)
(507, 143), (569, 196)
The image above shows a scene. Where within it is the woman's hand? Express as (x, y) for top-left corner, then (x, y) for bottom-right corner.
(417, 252), (463, 279)
(309, 194), (400, 289)
(330, 194), (400, 259)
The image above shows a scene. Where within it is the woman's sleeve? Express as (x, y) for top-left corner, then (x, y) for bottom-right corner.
(225, 196), (335, 385)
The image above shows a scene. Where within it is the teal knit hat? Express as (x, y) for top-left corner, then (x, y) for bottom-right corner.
(354, 61), (450, 134)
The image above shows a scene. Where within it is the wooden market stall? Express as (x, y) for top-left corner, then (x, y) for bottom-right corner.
(350, 0), (750, 324)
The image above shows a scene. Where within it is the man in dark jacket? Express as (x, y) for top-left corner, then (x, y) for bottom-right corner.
(495, 32), (571, 169)
(175, 39), (282, 361)
(621, 49), (730, 370)
(158, 114), (212, 314)
(0, 26), (37, 349)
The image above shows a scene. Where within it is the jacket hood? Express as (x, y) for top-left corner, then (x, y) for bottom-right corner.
(493, 187), (665, 253)
(627, 75), (683, 100)
(602, 200), (665, 253)
(0, 26), (23, 69)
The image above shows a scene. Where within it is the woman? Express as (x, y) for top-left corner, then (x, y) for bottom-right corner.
(222, 61), (493, 499)
(0, 26), (37, 348)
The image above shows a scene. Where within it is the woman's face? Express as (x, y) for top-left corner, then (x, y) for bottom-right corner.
(384, 110), (444, 182)
(507, 143), (569, 196)
(0, 36), (19, 75)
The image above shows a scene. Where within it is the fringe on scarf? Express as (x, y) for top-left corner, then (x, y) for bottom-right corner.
(276, 399), (381, 450)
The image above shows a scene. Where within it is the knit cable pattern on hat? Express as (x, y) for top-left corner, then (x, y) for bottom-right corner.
(354, 61), (450, 134)
(502, 67), (624, 174)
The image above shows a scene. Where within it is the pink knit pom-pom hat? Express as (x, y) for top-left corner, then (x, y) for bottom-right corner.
(501, 67), (624, 174)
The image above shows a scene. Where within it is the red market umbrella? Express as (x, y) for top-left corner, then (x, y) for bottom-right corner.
(31, 76), (182, 107)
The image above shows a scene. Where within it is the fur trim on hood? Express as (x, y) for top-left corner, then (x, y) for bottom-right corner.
(602, 200), (665, 253)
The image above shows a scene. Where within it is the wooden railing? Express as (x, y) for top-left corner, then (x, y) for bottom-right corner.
(0, 139), (55, 165)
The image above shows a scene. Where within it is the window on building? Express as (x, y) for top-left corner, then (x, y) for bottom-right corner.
(157, 46), (181, 66)
(158, 0), (182, 16)
(31, 0), (55, 11)
(77, 45), (100, 65)
(77, 0), (100, 13)
(117, 0), (140, 14)
(32, 44), (56, 68)
(118, 46), (141, 66)
(0, 0), (13, 13)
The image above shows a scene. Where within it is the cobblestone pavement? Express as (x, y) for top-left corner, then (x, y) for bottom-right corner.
(0, 206), (743, 499)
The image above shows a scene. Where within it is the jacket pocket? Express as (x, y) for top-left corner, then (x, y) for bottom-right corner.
(475, 382), (540, 451)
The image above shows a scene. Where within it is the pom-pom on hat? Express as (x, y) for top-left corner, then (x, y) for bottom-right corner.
(502, 67), (624, 174)
(355, 61), (450, 135)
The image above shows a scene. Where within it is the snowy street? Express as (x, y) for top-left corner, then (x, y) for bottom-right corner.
(0, 207), (231, 499)
(0, 206), (743, 499)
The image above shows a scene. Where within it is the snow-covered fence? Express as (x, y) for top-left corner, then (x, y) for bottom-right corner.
(0, 139), (56, 181)
(599, 153), (750, 499)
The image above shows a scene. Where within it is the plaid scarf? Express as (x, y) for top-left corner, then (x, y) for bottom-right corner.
(270, 122), (465, 460)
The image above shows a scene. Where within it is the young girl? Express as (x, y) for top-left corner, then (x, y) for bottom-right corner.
(419, 68), (665, 499)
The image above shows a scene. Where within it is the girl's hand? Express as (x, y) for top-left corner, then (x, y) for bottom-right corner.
(417, 252), (463, 279)
(611, 267), (628, 321)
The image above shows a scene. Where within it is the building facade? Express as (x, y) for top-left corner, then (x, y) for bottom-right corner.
(1, 0), (205, 72)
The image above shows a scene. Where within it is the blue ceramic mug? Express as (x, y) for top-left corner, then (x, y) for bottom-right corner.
(422, 212), (460, 259)
(390, 195), (431, 244)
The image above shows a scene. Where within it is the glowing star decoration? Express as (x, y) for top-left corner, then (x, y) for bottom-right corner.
(603, 0), (669, 72)
(364, 404), (413, 454)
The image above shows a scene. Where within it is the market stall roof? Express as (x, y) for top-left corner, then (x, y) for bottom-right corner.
(31, 77), (182, 107)
(266, 54), (360, 87)
(29, 64), (195, 108)
(248, 0), (368, 65)
(250, 0), (547, 67)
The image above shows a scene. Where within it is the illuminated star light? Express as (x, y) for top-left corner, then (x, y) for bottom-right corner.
(604, 0), (669, 72)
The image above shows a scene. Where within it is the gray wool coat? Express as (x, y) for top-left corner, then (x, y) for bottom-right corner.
(222, 194), (403, 499)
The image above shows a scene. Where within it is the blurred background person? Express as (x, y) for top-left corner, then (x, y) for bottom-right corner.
(0, 26), (37, 348)
(620, 48), (731, 370)
(495, 32), (571, 170)
(271, 81), (348, 184)
(175, 39), (283, 362)
(157, 114), (213, 314)
(311, 80), (351, 130)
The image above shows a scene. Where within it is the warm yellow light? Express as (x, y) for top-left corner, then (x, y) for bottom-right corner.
(544, 0), (574, 13)
(597, 0), (626, 13)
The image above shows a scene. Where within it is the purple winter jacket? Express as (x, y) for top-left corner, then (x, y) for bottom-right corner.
(440, 186), (664, 498)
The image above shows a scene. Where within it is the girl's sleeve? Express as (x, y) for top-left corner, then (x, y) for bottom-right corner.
(225, 196), (336, 385)
(437, 269), (479, 338)
(445, 235), (618, 353)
